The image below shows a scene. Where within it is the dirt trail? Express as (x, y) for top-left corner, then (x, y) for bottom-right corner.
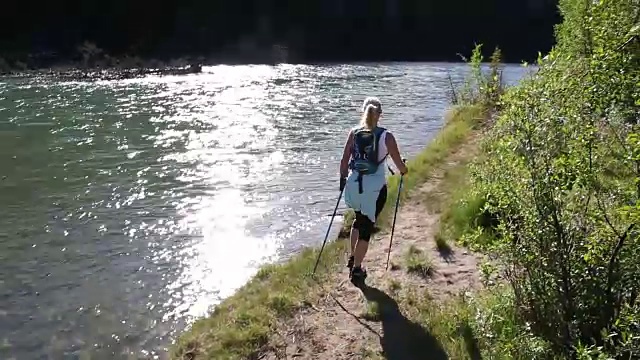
(263, 137), (485, 360)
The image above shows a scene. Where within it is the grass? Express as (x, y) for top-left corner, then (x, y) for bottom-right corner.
(432, 144), (498, 251)
(376, 105), (486, 228)
(405, 245), (433, 278)
(434, 232), (451, 253)
(380, 154), (551, 359)
(170, 104), (487, 360)
(393, 284), (548, 360)
(388, 278), (402, 293)
(358, 346), (385, 360)
(361, 301), (382, 321)
(171, 244), (345, 360)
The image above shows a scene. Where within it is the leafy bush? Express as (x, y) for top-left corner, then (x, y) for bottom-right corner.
(468, 0), (640, 357)
(451, 44), (506, 111)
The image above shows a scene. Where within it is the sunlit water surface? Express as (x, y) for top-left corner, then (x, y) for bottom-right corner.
(0, 63), (529, 359)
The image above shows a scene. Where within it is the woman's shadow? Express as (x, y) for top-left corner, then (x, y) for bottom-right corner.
(357, 283), (449, 360)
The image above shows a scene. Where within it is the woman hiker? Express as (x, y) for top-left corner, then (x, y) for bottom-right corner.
(339, 96), (408, 282)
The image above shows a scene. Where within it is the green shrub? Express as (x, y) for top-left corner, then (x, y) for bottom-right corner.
(454, 44), (506, 110)
(467, 0), (640, 357)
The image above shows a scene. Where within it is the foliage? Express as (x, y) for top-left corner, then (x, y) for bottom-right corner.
(452, 44), (506, 110)
(0, 57), (10, 74)
(465, 0), (640, 357)
(405, 245), (433, 278)
(77, 41), (104, 68)
(466, 287), (556, 359)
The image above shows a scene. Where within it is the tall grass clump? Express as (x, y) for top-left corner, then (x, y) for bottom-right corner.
(451, 44), (506, 112)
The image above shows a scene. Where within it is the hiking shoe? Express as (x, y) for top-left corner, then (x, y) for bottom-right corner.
(347, 255), (354, 271)
(350, 266), (367, 283)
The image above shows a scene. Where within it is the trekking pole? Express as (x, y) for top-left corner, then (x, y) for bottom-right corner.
(312, 187), (345, 276)
(386, 159), (406, 271)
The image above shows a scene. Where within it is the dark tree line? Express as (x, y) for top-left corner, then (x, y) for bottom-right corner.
(0, 0), (561, 67)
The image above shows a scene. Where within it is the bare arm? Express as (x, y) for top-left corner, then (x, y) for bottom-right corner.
(340, 129), (354, 178)
(385, 132), (408, 175)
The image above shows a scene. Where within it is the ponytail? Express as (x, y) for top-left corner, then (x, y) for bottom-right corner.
(360, 103), (381, 130)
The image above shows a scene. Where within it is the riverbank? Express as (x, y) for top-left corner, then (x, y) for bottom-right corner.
(0, 40), (291, 81)
(170, 104), (490, 359)
(0, 61), (203, 82)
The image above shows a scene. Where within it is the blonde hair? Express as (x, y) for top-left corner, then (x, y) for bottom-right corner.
(360, 97), (382, 129)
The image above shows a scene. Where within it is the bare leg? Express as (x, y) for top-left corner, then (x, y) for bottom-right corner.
(353, 240), (369, 268)
(350, 223), (359, 256)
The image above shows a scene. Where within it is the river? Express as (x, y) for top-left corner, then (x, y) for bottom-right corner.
(0, 63), (529, 359)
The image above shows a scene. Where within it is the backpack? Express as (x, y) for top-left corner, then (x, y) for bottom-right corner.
(349, 126), (387, 175)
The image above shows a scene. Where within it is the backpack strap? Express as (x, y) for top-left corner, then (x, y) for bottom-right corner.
(373, 126), (388, 165)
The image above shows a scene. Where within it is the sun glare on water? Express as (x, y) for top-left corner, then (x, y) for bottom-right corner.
(144, 65), (285, 321)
